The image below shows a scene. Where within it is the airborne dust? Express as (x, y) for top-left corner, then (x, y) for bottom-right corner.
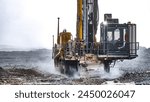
(0, 47), (150, 85)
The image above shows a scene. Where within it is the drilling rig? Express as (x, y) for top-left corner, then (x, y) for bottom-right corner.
(52, 0), (139, 76)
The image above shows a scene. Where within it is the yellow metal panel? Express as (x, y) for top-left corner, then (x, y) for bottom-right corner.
(77, 0), (83, 41)
(60, 32), (71, 46)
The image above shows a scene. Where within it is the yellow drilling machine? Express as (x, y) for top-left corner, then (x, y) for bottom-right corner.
(52, 0), (139, 76)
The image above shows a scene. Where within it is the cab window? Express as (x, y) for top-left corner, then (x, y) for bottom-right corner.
(107, 31), (113, 41)
(114, 29), (120, 40)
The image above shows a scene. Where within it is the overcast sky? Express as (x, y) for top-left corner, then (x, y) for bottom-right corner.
(0, 0), (149, 49)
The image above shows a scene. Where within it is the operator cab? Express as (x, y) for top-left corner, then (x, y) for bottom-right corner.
(99, 14), (139, 59)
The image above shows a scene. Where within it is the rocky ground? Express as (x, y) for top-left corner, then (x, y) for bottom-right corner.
(0, 47), (150, 85)
(0, 66), (150, 85)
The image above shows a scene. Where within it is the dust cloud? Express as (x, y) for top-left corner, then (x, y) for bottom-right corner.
(0, 47), (150, 79)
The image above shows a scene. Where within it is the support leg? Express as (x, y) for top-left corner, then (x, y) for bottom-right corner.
(103, 60), (112, 73)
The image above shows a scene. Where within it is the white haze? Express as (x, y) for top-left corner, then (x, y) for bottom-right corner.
(100, 68), (124, 79)
(34, 60), (58, 74)
(75, 65), (124, 79)
(0, 0), (150, 50)
(0, 0), (76, 49)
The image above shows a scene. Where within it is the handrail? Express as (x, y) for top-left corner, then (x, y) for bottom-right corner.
(64, 41), (139, 57)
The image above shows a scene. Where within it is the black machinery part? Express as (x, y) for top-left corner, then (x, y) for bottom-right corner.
(103, 60), (112, 73)
(62, 60), (79, 76)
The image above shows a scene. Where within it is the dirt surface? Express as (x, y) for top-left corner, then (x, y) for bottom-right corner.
(0, 48), (150, 85)
(0, 66), (150, 85)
